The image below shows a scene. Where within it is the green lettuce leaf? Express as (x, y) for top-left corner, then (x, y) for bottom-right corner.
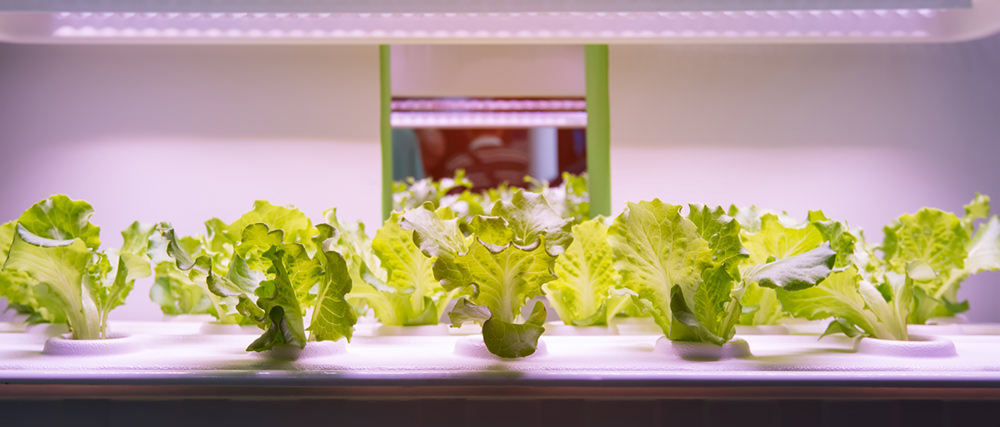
(245, 246), (307, 352)
(228, 201), (317, 253)
(743, 244), (836, 291)
(737, 213), (837, 326)
(1, 221), (64, 324)
(150, 260), (212, 315)
(542, 219), (624, 326)
(16, 195), (101, 249)
(488, 191), (573, 255)
(609, 200), (712, 338)
(442, 210), (558, 357)
(307, 250), (356, 342)
(400, 204), (470, 290)
(777, 267), (909, 340)
(363, 213), (450, 325)
(459, 239), (556, 324)
(4, 226), (99, 338)
(448, 298), (492, 326)
(963, 193), (990, 228)
(667, 205), (747, 345)
(1, 197), (150, 339)
(883, 207), (970, 323)
(482, 300), (548, 358)
(965, 216), (1000, 274)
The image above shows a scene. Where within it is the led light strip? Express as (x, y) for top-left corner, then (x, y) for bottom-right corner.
(390, 112), (588, 128)
(391, 99), (587, 112)
(2, 0), (974, 14)
(47, 9), (940, 40)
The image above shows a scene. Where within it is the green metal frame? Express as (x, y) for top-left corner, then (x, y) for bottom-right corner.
(380, 44), (612, 220)
(585, 45), (611, 218)
(380, 45), (393, 220)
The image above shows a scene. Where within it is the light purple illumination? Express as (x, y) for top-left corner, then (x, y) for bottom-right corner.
(41, 9), (943, 41)
(391, 98), (586, 112)
(391, 111), (588, 128)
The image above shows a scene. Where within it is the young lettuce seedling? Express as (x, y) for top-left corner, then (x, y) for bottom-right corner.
(403, 190), (570, 358)
(609, 201), (835, 346)
(0, 195), (153, 340)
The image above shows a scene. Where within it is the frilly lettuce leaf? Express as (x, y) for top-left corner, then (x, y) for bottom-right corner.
(16, 195), (101, 249)
(737, 213), (838, 326)
(963, 193), (990, 227)
(460, 238), (556, 325)
(4, 222), (149, 340)
(1, 220), (64, 324)
(150, 260), (212, 315)
(778, 267), (910, 340)
(609, 200), (712, 338)
(611, 202), (836, 345)
(350, 212), (454, 326)
(245, 246), (307, 351)
(542, 219), (627, 326)
(401, 204), (470, 290)
(306, 250), (356, 342)
(227, 200), (317, 253)
(408, 195), (559, 358)
(488, 191), (573, 255)
(4, 226), (98, 338)
(965, 216), (1000, 274)
(883, 207), (970, 323)
(1, 196), (151, 339)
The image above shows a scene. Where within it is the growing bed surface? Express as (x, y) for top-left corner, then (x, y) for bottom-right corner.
(2, 320), (1000, 399)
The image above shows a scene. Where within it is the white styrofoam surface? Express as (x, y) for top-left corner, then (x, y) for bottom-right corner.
(1, 321), (999, 384)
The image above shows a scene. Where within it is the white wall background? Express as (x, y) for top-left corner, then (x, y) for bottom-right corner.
(391, 44), (584, 97)
(1, 36), (999, 321)
(610, 34), (1000, 321)
(0, 44), (382, 320)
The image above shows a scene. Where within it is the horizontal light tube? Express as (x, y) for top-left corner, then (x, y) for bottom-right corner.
(390, 112), (588, 128)
(47, 9), (940, 40)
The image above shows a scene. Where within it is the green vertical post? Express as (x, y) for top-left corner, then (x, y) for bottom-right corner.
(585, 45), (611, 218)
(380, 45), (393, 221)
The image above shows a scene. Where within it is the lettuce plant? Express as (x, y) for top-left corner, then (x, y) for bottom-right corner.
(0, 195), (153, 339)
(882, 194), (1000, 324)
(542, 218), (633, 326)
(609, 201), (835, 346)
(327, 209), (457, 326)
(776, 196), (1000, 340)
(159, 201), (355, 352)
(404, 190), (569, 358)
(393, 171), (590, 225)
(734, 210), (856, 326)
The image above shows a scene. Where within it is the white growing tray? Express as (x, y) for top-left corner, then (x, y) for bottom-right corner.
(2, 319), (1000, 399)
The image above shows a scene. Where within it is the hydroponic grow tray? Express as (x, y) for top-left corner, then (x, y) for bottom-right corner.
(3, 319), (1000, 400)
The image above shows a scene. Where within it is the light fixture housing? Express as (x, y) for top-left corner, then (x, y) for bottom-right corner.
(0, 0), (996, 43)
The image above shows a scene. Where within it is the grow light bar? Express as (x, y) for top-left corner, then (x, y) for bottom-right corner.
(40, 10), (940, 40)
(391, 99), (587, 112)
(0, 0), (996, 43)
(390, 112), (588, 128)
(0, 0), (972, 14)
